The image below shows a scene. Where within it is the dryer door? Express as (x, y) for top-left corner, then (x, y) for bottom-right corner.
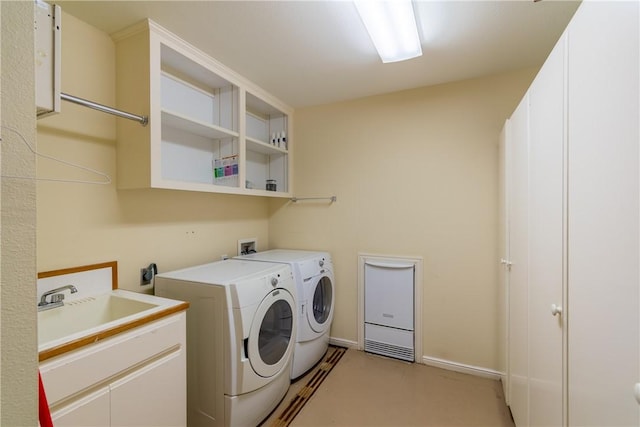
(248, 289), (295, 378)
(307, 274), (334, 333)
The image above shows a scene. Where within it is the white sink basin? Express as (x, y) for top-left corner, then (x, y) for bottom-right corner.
(38, 289), (187, 356)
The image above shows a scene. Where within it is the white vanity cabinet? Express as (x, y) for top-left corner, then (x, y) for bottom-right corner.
(114, 19), (292, 197)
(51, 387), (110, 426)
(40, 312), (187, 427)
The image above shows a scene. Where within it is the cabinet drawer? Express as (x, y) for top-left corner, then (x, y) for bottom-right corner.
(41, 312), (186, 405)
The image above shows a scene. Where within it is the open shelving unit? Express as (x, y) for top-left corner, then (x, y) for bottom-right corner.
(244, 91), (288, 193)
(114, 19), (292, 197)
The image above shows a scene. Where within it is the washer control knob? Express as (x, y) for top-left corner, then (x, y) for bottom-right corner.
(319, 260), (325, 267)
(270, 277), (278, 287)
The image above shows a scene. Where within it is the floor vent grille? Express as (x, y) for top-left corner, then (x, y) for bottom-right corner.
(365, 339), (414, 362)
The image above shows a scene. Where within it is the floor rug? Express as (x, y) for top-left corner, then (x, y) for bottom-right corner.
(268, 346), (347, 427)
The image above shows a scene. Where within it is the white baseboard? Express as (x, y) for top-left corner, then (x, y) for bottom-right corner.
(329, 337), (503, 382)
(421, 356), (503, 381)
(501, 373), (509, 405)
(329, 336), (358, 349)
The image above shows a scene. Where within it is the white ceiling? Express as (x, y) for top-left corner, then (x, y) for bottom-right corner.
(56, 0), (581, 108)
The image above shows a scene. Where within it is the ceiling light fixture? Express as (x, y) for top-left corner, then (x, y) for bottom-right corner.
(354, 0), (422, 63)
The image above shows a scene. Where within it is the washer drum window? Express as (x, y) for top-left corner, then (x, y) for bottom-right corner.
(248, 289), (295, 378)
(312, 276), (333, 326)
(259, 299), (293, 365)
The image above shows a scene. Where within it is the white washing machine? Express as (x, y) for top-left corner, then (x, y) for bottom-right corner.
(236, 249), (335, 379)
(154, 259), (296, 427)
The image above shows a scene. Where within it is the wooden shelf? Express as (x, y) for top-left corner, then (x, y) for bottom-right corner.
(246, 136), (288, 155)
(161, 110), (239, 140)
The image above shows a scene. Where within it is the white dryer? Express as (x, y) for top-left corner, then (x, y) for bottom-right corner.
(236, 249), (335, 379)
(154, 259), (296, 427)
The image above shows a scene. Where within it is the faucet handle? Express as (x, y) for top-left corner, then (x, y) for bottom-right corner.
(38, 284), (77, 309)
(50, 293), (65, 304)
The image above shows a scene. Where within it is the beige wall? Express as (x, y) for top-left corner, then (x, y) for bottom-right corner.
(36, 13), (270, 289)
(269, 69), (535, 370)
(36, 11), (536, 377)
(1, 1), (38, 425)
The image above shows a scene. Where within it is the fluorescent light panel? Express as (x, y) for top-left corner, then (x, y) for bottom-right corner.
(355, 0), (422, 63)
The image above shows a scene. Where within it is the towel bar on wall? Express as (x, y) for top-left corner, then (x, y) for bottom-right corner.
(61, 93), (148, 126)
(290, 196), (337, 203)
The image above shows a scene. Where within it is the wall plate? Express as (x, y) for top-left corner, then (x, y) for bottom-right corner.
(238, 238), (257, 256)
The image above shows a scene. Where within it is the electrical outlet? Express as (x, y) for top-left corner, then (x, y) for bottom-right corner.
(140, 268), (151, 286)
(140, 263), (157, 286)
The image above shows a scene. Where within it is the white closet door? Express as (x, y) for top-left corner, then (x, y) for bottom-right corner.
(498, 120), (510, 402)
(567, 1), (640, 425)
(527, 31), (565, 427)
(508, 94), (530, 427)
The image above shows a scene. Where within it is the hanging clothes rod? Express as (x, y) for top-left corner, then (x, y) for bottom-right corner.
(291, 196), (337, 203)
(61, 93), (148, 126)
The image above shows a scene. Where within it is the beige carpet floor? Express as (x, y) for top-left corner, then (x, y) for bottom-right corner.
(263, 348), (515, 427)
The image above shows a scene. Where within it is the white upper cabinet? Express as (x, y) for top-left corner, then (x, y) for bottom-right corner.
(113, 20), (293, 197)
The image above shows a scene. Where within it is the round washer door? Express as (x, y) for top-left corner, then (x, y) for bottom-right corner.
(307, 274), (334, 333)
(247, 288), (295, 378)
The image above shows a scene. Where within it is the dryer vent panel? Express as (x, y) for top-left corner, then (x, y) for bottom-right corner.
(364, 259), (415, 362)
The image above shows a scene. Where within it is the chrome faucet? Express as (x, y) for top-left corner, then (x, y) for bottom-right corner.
(38, 285), (78, 311)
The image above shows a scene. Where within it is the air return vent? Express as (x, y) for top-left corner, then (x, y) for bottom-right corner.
(365, 338), (414, 362)
(364, 260), (415, 362)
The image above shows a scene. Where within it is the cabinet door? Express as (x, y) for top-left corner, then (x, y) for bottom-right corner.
(527, 31), (566, 427)
(508, 94), (530, 427)
(51, 387), (110, 427)
(110, 350), (186, 427)
(567, 1), (640, 425)
(498, 120), (510, 402)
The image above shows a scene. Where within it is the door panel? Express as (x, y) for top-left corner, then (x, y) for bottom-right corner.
(51, 387), (110, 427)
(528, 32), (565, 427)
(498, 120), (510, 402)
(567, 2), (640, 425)
(508, 94), (530, 427)
(110, 352), (186, 427)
